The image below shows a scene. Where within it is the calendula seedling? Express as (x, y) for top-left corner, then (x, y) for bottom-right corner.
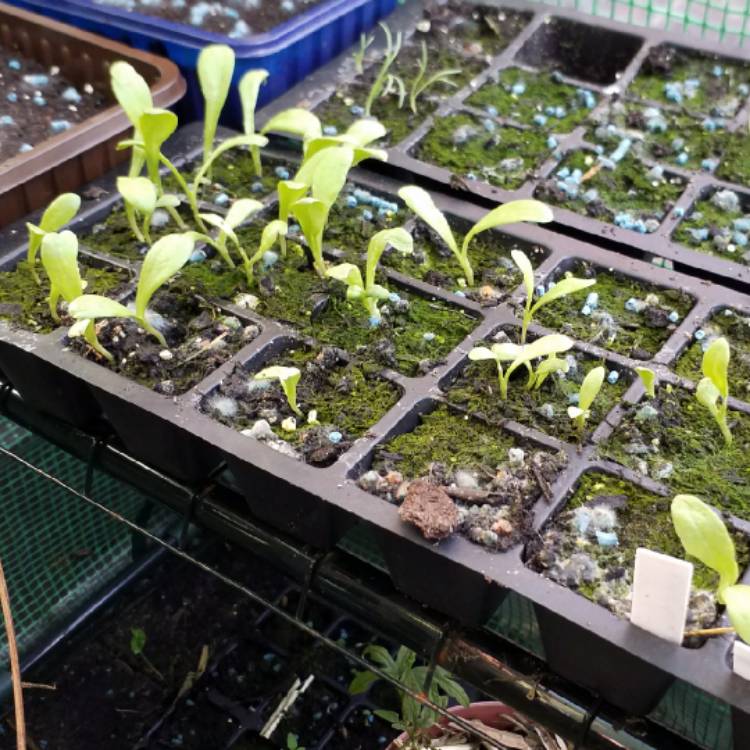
(238, 68), (269, 177)
(636, 366), (657, 398)
(254, 366), (303, 417)
(567, 366), (606, 436)
(326, 227), (413, 324)
(26, 192), (81, 281)
(68, 233), (196, 355)
(398, 186), (553, 287)
(469, 334), (574, 400)
(695, 336), (732, 445)
(532, 353), (570, 389)
(365, 23), (403, 117)
(353, 31), (374, 75)
(671, 494), (750, 642)
(408, 41), (461, 115)
(512, 250), (596, 343)
(200, 198), (263, 270)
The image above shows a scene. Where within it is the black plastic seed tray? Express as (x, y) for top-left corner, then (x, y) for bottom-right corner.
(2, 122), (750, 731)
(260, 0), (750, 288)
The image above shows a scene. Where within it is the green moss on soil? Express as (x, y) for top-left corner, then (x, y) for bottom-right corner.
(445, 347), (627, 444)
(81, 208), (176, 261)
(629, 46), (750, 116)
(602, 387), (750, 520)
(716, 133), (750, 188)
(673, 193), (750, 264)
(675, 308), (750, 399)
(0, 259), (129, 334)
(534, 260), (694, 358)
(467, 68), (593, 133)
(371, 404), (517, 480)
(536, 150), (687, 229)
(415, 112), (550, 189)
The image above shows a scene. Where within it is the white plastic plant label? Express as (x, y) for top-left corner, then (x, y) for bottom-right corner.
(630, 548), (693, 643)
(733, 641), (750, 681)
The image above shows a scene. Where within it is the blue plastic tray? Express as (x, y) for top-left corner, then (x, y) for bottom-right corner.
(4, 0), (398, 124)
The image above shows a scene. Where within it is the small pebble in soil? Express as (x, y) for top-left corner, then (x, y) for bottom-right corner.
(694, 329), (706, 340)
(274, 166), (290, 180)
(281, 416), (297, 432)
(362, 209), (373, 221)
(323, 125), (338, 136)
(546, 135), (558, 149)
(189, 249), (207, 264)
(712, 189), (740, 213)
(328, 431), (343, 444)
(214, 192), (229, 206)
(158, 349), (173, 361)
(251, 181), (264, 193)
(150, 209), (170, 228)
(507, 447), (525, 467)
(422, 332), (435, 341)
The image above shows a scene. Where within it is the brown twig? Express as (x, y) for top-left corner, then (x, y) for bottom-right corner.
(20, 683), (55, 692)
(581, 161), (603, 183)
(0, 557), (25, 750)
(531, 464), (553, 502)
(684, 626), (735, 639)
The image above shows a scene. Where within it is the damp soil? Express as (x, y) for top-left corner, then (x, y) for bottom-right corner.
(629, 44), (750, 117)
(414, 112), (550, 190)
(444, 346), (628, 445)
(0, 258), (131, 334)
(716, 132), (750, 189)
(675, 307), (750, 399)
(601, 387), (750, 520)
(535, 149), (687, 233)
(68, 287), (260, 394)
(361, 403), (568, 550)
(202, 345), (401, 467)
(0, 49), (109, 161)
(527, 471), (749, 630)
(532, 260), (694, 359)
(466, 68), (596, 133)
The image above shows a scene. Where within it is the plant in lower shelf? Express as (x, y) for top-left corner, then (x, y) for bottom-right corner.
(326, 227), (413, 324)
(695, 336), (732, 445)
(398, 185), (553, 287)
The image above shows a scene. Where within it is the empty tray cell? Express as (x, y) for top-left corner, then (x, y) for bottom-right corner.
(314, 4), (531, 146)
(532, 260), (694, 360)
(466, 67), (597, 133)
(675, 307), (750, 400)
(629, 44), (750, 118)
(716, 130), (750, 189)
(443, 343), (628, 445)
(588, 101), (724, 173)
(358, 402), (568, 547)
(413, 112), (551, 190)
(386, 215), (549, 304)
(527, 471), (749, 632)
(600, 387), (750, 520)
(515, 17), (642, 85)
(201, 343), (401, 468)
(535, 149), (687, 234)
(673, 185), (750, 265)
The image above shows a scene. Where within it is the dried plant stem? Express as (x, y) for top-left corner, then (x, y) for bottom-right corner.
(0, 557), (25, 750)
(684, 626), (735, 638)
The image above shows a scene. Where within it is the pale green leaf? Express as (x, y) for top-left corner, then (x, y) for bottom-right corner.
(238, 69), (269, 135)
(368, 283), (390, 300)
(579, 366), (605, 412)
(510, 249), (534, 307)
(40, 231), (84, 303)
(196, 134), (268, 185)
(365, 227), (412, 289)
(135, 233), (195, 319)
(462, 200), (553, 255)
(530, 276), (596, 316)
(277, 180), (309, 223)
(225, 198), (263, 230)
(117, 176), (157, 215)
(724, 585), (750, 643)
(310, 146), (355, 208)
(259, 220), (288, 255)
(68, 318), (91, 338)
(468, 346), (496, 361)
(255, 365), (302, 416)
(110, 61), (152, 133)
(534, 355), (569, 388)
(696, 377), (721, 417)
(344, 118), (387, 146)
(291, 197), (328, 271)
(567, 406), (585, 419)
(261, 108), (322, 142)
(200, 213), (238, 245)
(69, 294), (132, 321)
(198, 44), (235, 164)
(671, 494), (739, 599)
(636, 367), (656, 398)
(702, 336), (730, 401)
(506, 334), (574, 379)
(492, 342), (523, 360)
(139, 108), (178, 181)
(156, 194), (181, 209)
(39, 193), (81, 233)
(398, 186), (458, 255)
(326, 263), (364, 288)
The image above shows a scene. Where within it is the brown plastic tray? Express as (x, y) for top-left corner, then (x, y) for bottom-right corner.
(0, 1), (185, 228)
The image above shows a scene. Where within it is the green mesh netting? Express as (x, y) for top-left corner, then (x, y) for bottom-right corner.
(526, 0), (750, 47)
(0, 415), (179, 673)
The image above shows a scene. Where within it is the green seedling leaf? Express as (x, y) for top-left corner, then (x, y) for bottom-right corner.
(327, 262), (364, 289)
(398, 185), (458, 256)
(468, 342), (521, 397)
(255, 366), (302, 417)
(534, 355), (569, 389)
(310, 146), (355, 208)
(303, 118), (389, 166)
(291, 197), (328, 276)
(225, 198), (263, 230)
(27, 192), (81, 271)
(579, 365), (605, 412)
(110, 62), (152, 133)
(193, 134), (268, 194)
(724, 585), (750, 643)
(637, 367), (657, 398)
(68, 318), (113, 362)
(278, 181), (309, 223)
(671, 494), (739, 600)
(463, 200), (553, 254)
(365, 227), (412, 289)
(139, 108), (179, 185)
(40, 231), (84, 320)
(511, 249), (535, 310)
(130, 627), (147, 656)
(696, 377), (721, 417)
(239, 69), (269, 136)
(198, 44), (235, 168)
(69, 294), (133, 321)
(531, 276), (596, 316)
(262, 108), (322, 143)
(507, 334), (574, 380)
(157, 194), (181, 209)
(703, 336), (730, 401)
(117, 176), (157, 215)
(365, 23), (402, 117)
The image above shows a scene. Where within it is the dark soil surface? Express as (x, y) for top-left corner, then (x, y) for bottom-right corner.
(0, 50), (108, 161)
(92, 0), (323, 38)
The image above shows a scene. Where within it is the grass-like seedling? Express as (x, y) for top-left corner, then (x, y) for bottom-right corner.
(695, 337), (732, 445)
(26, 192), (81, 282)
(568, 365), (605, 436)
(398, 186), (553, 287)
(350, 645), (469, 750)
(636, 366), (657, 398)
(353, 31), (374, 75)
(200, 198), (263, 274)
(512, 249), (596, 343)
(254, 366), (303, 417)
(117, 176), (180, 245)
(365, 23), (403, 117)
(326, 227), (413, 324)
(672, 493), (750, 642)
(68, 233), (196, 358)
(409, 41), (461, 115)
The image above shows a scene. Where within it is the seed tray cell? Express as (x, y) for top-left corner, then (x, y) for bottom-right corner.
(3, 124), (750, 732)
(263, 1), (750, 287)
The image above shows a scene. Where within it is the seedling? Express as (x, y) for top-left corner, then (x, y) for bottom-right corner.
(350, 645), (469, 750)
(695, 336), (732, 445)
(409, 41), (461, 114)
(254, 366), (302, 417)
(200, 198), (263, 271)
(238, 68), (269, 177)
(197, 44), (235, 176)
(636, 366), (657, 398)
(567, 366), (606, 435)
(129, 627), (164, 681)
(398, 186), (553, 287)
(68, 233), (196, 357)
(353, 31), (374, 75)
(512, 250), (596, 343)
(110, 60), (153, 178)
(383, 72), (407, 108)
(326, 227), (413, 323)
(671, 494), (750, 643)
(26, 192), (81, 281)
(244, 220), (288, 286)
(117, 176), (181, 245)
(469, 334), (574, 400)
(365, 23), (403, 117)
